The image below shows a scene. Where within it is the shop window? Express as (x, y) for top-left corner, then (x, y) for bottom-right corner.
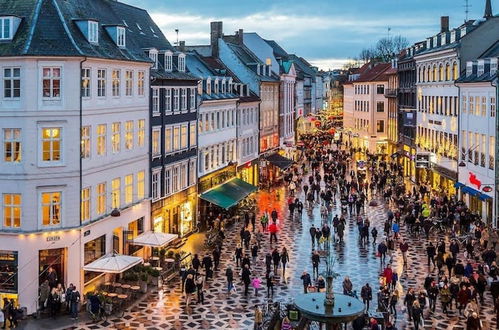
(0, 251), (18, 294)
(125, 217), (144, 255)
(84, 235), (106, 283)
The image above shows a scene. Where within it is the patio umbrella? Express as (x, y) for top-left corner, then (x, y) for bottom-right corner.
(132, 231), (178, 248)
(83, 252), (143, 273)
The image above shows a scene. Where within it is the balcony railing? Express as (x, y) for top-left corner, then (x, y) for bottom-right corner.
(384, 88), (398, 98)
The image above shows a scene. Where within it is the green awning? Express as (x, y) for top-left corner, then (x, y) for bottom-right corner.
(199, 178), (257, 209)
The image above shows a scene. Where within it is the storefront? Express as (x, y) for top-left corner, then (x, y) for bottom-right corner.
(399, 146), (416, 180)
(39, 248), (66, 288)
(0, 250), (18, 304)
(456, 170), (495, 225)
(198, 165), (237, 228)
(151, 186), (197, 238)
(237, 159), (259, 186)
(259, 152), (293, 187)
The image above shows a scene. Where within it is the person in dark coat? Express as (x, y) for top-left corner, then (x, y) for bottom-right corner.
(184, 274), (196, 306)
(212, 248), (221, 271)
(202, 255), (213, 280)
(226, 267), (234, 293)
(426, 242), (436, 267)
(241, 265), (251, 296)
(300, 271), (312, 293)
(360, 283), (372, 311)
(272, 248), (280, 274)
(235, 245), (243, 267)
(192, 254), (201, 276)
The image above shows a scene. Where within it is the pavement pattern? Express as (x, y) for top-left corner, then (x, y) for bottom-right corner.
(49, 179), (498, 329)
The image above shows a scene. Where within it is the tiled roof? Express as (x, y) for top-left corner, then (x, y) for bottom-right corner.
(354, 63), (391, 82)
(456, 71), (497, 83)
(480, 40), (499, 58)
(225, 41), (279, 82)
(264, 39), (289, 58)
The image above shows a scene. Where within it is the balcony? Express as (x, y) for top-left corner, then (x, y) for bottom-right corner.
(384, 88), (398, 98)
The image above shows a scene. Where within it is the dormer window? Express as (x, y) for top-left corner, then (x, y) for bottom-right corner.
(206, 78), (211, 95)
(214, 79), (219, 94)
(466, 62), (473, 77)
(0, 17), (12, 40)
(165, 51), (173, 72)
(116, 27), (126, 47)
(221, 79), (226, 94)
(450, 31), (456, 43)
(491, 59), (498, 75)
(88, 21), (98, 44)
(178, 53), (186, 72)
(149, 49), (158, 69)
(477, 61), (485, 76)
(433, 36), (438, 47)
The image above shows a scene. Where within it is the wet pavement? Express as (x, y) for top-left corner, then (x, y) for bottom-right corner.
(20, 168), (498, 330)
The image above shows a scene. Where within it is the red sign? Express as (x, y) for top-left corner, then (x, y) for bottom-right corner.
(482, 186), (493, 193)
(469, 172), (481, 190)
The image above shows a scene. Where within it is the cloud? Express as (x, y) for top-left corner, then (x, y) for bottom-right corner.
(309, 58), (351, 71)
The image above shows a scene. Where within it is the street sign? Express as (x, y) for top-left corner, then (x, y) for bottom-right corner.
(483, 186), (493, 193)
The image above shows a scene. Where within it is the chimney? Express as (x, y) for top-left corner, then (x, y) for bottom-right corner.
(237, 29), (244, 45)
(440, 16), (449, 33)
(210, 21), (223, 57)
(178, 41), (185, 52)
(484, 0), (493, 19)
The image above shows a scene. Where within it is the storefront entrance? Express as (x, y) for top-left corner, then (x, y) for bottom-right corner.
(39, 248), (65, 287)
(0, 250), (18, 304)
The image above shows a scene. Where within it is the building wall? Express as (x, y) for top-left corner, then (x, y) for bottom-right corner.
(259, 82), (280, 152)
(237, 101), (260, 165)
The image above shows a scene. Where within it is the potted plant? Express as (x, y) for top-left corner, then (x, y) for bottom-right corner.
(167, 250), (174, 258)
(159, 248), (166, 264)
(149, 268), (161, 287)
(139, 272), (148, 293)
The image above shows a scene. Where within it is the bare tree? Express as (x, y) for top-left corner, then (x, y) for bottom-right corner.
(358, 35), (409, 62)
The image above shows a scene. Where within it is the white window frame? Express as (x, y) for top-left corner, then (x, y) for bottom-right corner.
(138, 120), (145, 147)
(125, 120), (133, 150)
(0, 17), (12, 40)
(125, 70), (133, 96)
(111, 122), (121, 153)
(172, 165), (179, 193)
(112, 69), (120, 97)
(96, 182), (106, 215)
(165, 51), (173, 72)
(117, 26), (126, 47)
(165, 88), (172, 114)
(137, 171), (145, 200)
(81, 125), (91, 159)
(42, 67), (61, 99)
(164, 167), (172, 196)
(88, 21), (99, 43)
(124, 174), (133, 205)
(152, 88), (160, 115)
(180, 124), (188, 150)
(81, 68), (90, 98)
(152, 127), (161, 157)
(137, 71), (145, 96)
(189, 158), (196, 186)
(97, 69), (106, 97)
(189, 121), (196, 147)
(3, 67), (20, 99)
(97, 124), (106, 156)
(152, 169), (161, 201)
(164, 126), (172, 153)
(40, 127), (63, 166)
(173, 126), (180, 151)
(111, 178), (121, 209)
(81, 187), (90, 222)
(149, 49), (158, 69)
(3, 128), (21, 163)
(173, 88), (179, 112)
(180, 162), (187, 189)
(181, 88), (187, 111)
(40, 191), (62, 227)
(178, 53), (186, 72)
(3, 193), (21, 228)
(190, 87), (196, 110)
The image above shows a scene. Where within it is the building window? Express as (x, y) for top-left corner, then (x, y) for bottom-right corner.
(137, 71), (145, 96)
(125, 70), (133, 96)
(97, 124), (106, 156)
(111, 178), (120, 209)
(111, 122), (120, 153)
(97, 183), (106, 215)
(180, 124), (187, 149)
(376, 120), (384, 133)
(3, 194), (20, 228)
(189, 121), (196, 147)
(173, 88), (179, 111)
(97, 69), (106, 97)
(84, 235), (106, 283)
(172, 166), (179, 192)
(41, 128), (61, 162)
(4, 67), (20, 98)
(3, 128), (21, 162)
(481, 96), (487, 116)
(117, 27), (126, 47)
(81, 126), (90, 159)
(81, 188), (90, 222)
(152, 127), (160, 156)
(164, 168), (171, 196)
(125, 121), (133, 150)
(165, 52), (173, 71)
(180, 163), (187, 189)
(181, 88), (187, 111)
(376, 85), (384, 94)
(0, 17), (12, 40)
(81, 68), (90, 98)
(462, 96), (467, 113)
(453, 62), (458, 80)
(376, 101), (384, 112)
(41, 192), (61, 226)
(149, 49), (158, 69)
(138, 120), (145, 147)
(190, 88), (196, 110)
(152, 88), (159, 114)
(137, 171), (145, 200)
(88, 21), (98, 43)
(110, 70), (120, 97)
(178, 54), (186, 72)
(491, 97), (496, 117)
(125, 174), (133, 205)
(189, 158), (196, 186)
(173, 126), (180, 151)
(42, 67), (61, 98)
(165, 127), (172, 153)
(165, 89), (172, 113)
(152, 170), (160, 200)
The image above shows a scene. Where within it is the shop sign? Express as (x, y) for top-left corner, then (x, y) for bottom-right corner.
(46, 235), (61, 242)
(482, 186), (493, 193)
(84, 230), (91, 237)
(469, 172), (481, 189)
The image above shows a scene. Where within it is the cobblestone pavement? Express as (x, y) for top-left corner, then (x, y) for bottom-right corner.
(59, 181), (497, 329)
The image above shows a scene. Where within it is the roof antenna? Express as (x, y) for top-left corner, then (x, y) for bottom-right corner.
(175, 28), (179, 46)
(387, 27), (391, 39)
(463, 0), (472, 22)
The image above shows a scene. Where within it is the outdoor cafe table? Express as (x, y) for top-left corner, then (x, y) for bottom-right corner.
(120, 284), (131, 289)
(117, 294), (128, 299)
(107, 293), (118, 298)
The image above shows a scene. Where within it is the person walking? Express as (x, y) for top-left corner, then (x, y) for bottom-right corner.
(202, 254), (213, 280)
(312, 250), (320, 279)
(280, 248), (289, 279)
(196, 276), (205, 304)
(251, 243), (259, 264)
(377, 241), (388, 265)
(399, 239), (409, 266)
(342, 276), (353, 295)
(361, 283), (372, 311)
(254, 305), (263, 330)
(212, 248), (221, 271)
(310, 225), (317, 247)
(226, 267), (234, 294)
(389, 289), (398, 317)
(440, 284), (451, 315)
(269, 222), (278, 244)
(426, 242), (436, 267)
(184, 274), (196, 307)
(241, 264), (252, 296)
(412, 300), (423, 330)
(428, 281), (439, 313)
(272, 248), (280, 274)
(235, 245), (243, 268)
(67, 283), (80, 320)
(192, 254), (201, 276)
(266, 271), (274, 298)
(271, 208), (278, 223)
(301, 271), (312, 294)
(252, 276), (262, 296)
(2, 298), (11, 329)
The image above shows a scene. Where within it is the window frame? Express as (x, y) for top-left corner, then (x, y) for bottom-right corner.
(111, 122), (121, 153)
(124, 174), (133, 205)
(3, 128), (21, 163)
(117, 27), (126, 47)
(137, 171), (145, 200)
(40, 191), (61, 227)
(42, 67), (61, 99)
(81, 125), (91, 159)
(138, 119), (145, 147)
(81, 187), (90, 222)
(124, 120), (133, 150)
(3, 67), (20, 99)
(81, 68), (90, 98)
(96, 124), (106, 156)
(151, 169), (161, 201)
(97, 69), (106, 97)
(40, 127), (62, 165)
(88, 20), (99, 44)
(152, 126), (161, 157)
(111, 69), (120, 97)
(96, 182), (106, 215)
(0, 17), (12, 40)
(125, 70), (133, 96)
(137, 71), (145, 96)
(3, 193), (21, 229)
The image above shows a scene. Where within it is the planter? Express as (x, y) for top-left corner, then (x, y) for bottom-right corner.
(139, 280), (148, 293)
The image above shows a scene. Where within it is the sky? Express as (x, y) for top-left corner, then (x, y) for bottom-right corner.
(122, 0), (493, 70)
